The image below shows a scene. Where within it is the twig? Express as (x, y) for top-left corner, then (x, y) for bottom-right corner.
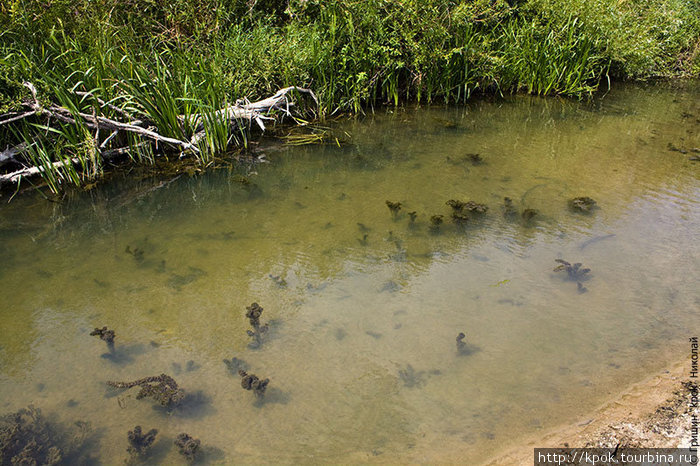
(0, 157), (81, 184)
(0, 111), (38, 126)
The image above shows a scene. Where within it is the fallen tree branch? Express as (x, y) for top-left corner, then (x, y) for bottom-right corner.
(0, 84), (318, 189)
(185, 86), (318, 131)
(0, 156), (81, 185)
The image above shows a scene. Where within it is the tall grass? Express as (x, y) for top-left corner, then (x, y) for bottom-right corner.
(499, 16), (607, 96)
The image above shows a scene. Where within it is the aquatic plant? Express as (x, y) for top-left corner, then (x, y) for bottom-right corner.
(407, 211), (418, 223)
(398, 364), (426, 388)
(568, 197), (597, 213)
(503, 197), (538, 224)
(456, 332), (467, 354)
(398, 364), (441, 388)
(90, 326), (115, 353)
(0, 406), (92, 465)
(463, 201), (488, 215)
(125, 245), (145, 263)
(430, 215), (444, 226)
(446, 199), (467, 211)
(174, 433), (201, 462)
(554, 259), (591, 281)
(126, 426), (158, 460)
(238, 370), (269, 398)
(448, 199), (488, 215)
(385, 200), (402, 218)
(503, 197), (518, 219)
(455, 331), (479, 355)
(245, 302), (264, 328)
(357, 223), (371, 233)
(521, 208), (538, 222)
(223, 357), (248, 375)
(269, 274), (288, 288)
(107, 374), (185, 408)
(167, 266), (207, 291)
(451, 212), (470, 224)
(467, 153), (484, 165)
(245, 302), (269, 349)
(0, 406), (62, 465)
(429, 214), (444, 233)
(357, 234), (369, 246)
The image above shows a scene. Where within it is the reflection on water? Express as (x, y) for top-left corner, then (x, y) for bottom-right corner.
(0, 82), (698, 464)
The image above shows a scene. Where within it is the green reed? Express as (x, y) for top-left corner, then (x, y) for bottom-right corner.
(1, 0), (697, 192)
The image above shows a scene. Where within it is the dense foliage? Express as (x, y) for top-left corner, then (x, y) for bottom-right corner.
(0, 0), (698, 191)
(1, 0), (698, 111)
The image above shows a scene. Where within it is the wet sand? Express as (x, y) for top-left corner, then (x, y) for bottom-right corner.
(487, 359), (697, 465)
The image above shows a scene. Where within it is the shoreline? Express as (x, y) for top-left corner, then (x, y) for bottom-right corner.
(486, 359), (696, 465)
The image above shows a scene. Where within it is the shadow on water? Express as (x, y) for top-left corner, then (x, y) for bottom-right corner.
(100, 343), (148, 365)
(152, 391), (216, 420)
(192, 445), (227, 465)
(0, 405), (106, 466)
(222, 357), (248, 376)
(171, 360), (202, 375)
(252, 387), (291, 408)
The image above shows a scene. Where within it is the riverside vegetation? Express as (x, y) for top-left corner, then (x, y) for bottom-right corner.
(0, 0), (698, 193)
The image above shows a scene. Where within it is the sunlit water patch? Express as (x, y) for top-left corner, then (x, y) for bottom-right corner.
(0, 82), (698, 464)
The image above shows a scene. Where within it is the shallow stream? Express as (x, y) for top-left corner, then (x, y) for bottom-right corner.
(0, 82), (698, 464)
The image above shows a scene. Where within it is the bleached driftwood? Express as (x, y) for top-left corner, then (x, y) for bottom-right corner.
(0, 84), (318, 187)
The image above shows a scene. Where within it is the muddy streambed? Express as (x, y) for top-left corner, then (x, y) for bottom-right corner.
(0, 82), (698, 464)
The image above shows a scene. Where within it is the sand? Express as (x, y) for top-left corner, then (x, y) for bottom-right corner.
(487, 359), (698, 465)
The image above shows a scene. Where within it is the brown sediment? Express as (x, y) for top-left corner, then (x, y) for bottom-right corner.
(486, 360), (695, 465)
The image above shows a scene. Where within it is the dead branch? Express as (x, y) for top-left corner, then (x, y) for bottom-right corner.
(0, 84), (318, 189)
(0, 156), (81, 184)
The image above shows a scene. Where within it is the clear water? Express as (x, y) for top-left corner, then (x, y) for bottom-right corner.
(0, 82), (698, 464)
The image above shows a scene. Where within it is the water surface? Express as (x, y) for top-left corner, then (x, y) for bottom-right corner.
(0, 81), (698, 464)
